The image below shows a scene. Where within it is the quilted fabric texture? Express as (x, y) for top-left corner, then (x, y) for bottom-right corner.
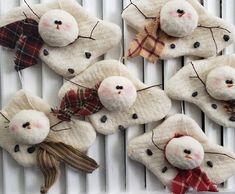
(0, 90), (96, 167)
(128, 114), (235, 190)
(0, 0), (122, 78)
(165, 54), (235, 128)
(59, 60), (171, 135)
(122, 0), (235, 63)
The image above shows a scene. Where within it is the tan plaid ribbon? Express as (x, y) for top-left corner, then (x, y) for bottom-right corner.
(128, 18), (165, 63)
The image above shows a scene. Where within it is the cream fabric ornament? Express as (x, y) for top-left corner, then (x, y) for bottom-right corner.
(98, 76), (137, 112)
(128, 114), (235, 189)
(0, 90), (96, 167)
(59, 60), (171, 135)
(0, 0), (122, 78)
(165, 54), (235, 128)
(39, 9), (79, 47)
(122, 0), (235, 62)
(9, 110), (50, 145)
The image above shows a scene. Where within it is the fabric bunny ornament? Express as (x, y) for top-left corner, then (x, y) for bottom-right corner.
(0, 90), (98, 194)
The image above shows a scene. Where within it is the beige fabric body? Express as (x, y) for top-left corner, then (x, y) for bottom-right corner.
(165, 54), (235, 128)
(0, 0), (122, 78)
(59, 60), (171, 135)
(0, 90), (96, 167)
(128, 114), (235, 187)
(122, 0), (235, 60)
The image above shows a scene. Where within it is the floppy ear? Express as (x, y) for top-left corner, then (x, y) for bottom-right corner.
(58, 60), (171, 135)
(123, 0), (235, 62)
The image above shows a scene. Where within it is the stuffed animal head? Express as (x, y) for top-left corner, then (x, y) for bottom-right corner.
(165, 136), (204, 170)
(160, 0), (198, 37)
(206, 66), (235, 101)
(9, 110), (50, 145)
(39, 9), (79, 47)
(98, 76), (137, 112)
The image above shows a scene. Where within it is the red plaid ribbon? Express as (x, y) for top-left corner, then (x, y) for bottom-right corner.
(171, 167), (218, 194)
(53, 84), (103, 121)
(0, 19), (43, 71)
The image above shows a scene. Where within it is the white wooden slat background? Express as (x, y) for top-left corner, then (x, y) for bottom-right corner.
(0, 0), (235, 194)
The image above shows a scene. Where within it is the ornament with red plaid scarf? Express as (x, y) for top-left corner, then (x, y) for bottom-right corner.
(165, 136), (218, 194)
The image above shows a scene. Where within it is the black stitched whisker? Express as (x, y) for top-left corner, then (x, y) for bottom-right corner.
(137, 84), (162, 92)
(23, 0), (40, 20)
(0, 112), (10, 123)
(198, 25), (231, 54)
(64, 78), (95, 90)
(51, 127), (71, 132)
(191, 62), (206, 86)
(78, 21), (99, 41)
(50, 121), (64, 129)
(23, 12), (28, 19)
(122, 3), (132, 14)
(205, 151), (235, 161)
(123, 0), (157, 20)
(198, 25), (231, 33)
(151, 130), (164, 151)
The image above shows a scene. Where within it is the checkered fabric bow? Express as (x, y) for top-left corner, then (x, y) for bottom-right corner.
(224, 100), (235, 114)
(0, 19), (43, 71)
(52, 84), (103, 121)
(171, 167), (218, 194)
(128, 17), (166, 63)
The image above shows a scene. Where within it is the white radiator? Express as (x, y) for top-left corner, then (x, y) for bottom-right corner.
(0, 0), (235, 194)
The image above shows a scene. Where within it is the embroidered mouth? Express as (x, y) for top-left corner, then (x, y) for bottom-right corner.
(185, 155), (192, 160)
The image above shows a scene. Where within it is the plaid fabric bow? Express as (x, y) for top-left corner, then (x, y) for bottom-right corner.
(52, 84), (103, 121)
(0, 19), (43, 71)
(171, 167), (218, 194)
(128, 17), (166, 63)
(224, 100), (235, 114)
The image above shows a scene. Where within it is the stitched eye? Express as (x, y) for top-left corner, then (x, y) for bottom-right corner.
(184, 149), (191, 154)
(116, 86), (124, 90)
(225, 80), (233, 84)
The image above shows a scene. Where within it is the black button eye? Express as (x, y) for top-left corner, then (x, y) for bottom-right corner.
(184, 149), (191, 154)
(54, 20), (62, 25)
(116, 86), (123, 90)
(22, 122), (30, 128)
(225, 80), (233, 84)
(68, 68), (75, 74)
(177, 9), (185, 14)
